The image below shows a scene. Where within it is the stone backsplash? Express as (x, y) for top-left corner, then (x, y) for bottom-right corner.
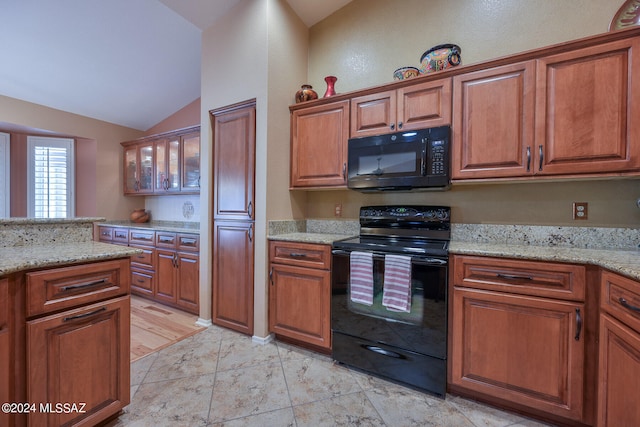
(0, 217), (102, 247)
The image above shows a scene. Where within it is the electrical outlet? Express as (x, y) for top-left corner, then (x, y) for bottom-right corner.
(334, 203), (342, 217)
(572, 202), (588, 220)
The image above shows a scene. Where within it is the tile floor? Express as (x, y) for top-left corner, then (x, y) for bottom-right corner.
(107, 324), (555, 427)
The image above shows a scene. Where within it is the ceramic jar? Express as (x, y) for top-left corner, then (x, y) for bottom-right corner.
(130, 208), (150, 223)
(295, 85), (318, 103)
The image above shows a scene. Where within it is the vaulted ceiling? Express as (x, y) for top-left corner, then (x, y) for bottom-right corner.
(0, 0), (352, 131)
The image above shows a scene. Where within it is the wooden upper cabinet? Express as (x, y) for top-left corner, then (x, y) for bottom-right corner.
(535, 37), (640, 175)
(452, 61), (536, 179)
(123, 142), (154, 194)
(154, 137), (180, 193)
(121, 126), (200, 196)
(181, 132), (201, 192)
(212, 102), (256, 220)
(290, 99), (349, 188)
(351, 78), (452, 138)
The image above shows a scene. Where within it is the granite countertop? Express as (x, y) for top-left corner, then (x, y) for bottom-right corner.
(100, 220), (200, 234)
(268, 232), (355, 245)
(266, 231), (640, 282)
(450, 241), (640, 282)
(0, 242), (142, 276)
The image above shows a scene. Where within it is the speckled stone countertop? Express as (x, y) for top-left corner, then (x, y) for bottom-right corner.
(268, 219), (358, 245)
(100, 220), (200, 234)
(0, 241), (141, 276)
(449, 241), (640, 282)
(268, 220), (640, 281)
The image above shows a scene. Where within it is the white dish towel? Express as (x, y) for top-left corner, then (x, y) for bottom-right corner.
(382, 254), (412, 312)
(350, 251), (374, 305)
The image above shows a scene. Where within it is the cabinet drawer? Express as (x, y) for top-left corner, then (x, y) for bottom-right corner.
(156, 232), (177, 248)
(131, 268), (154, 295)
(26, 259), (130, 317)
(130, 245), (155, 269)
(269, 241), (331, 270)
(178, 233), (200, 252)
(129, 229), (155, 245)
(452, 255), (585, 301)
(601, 270), (640, 331)
(113, 228), (129, 243)
(97, 226), (113, 241)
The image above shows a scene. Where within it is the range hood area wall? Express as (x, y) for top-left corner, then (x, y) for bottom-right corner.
(304, 179), (640, 228)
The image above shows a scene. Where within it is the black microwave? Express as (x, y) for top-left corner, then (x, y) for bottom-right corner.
(347, 125), (451, 192)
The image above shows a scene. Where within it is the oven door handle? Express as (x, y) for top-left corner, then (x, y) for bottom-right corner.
(361, 344), (407, 359)
(331, 249), (447, 266)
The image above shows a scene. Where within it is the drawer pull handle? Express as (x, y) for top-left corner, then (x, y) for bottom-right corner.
(131, 233), (152, 241)
(64, 307), (107, 322)
(180, 238), (197, 245)
(619, 297), (640, 314)
(289, 253), (307, 258)
(575, 308), (582, 341)
(61, 279), (108, 292)
(137, 278), (145, 283)
(496, 273), (533, 281)
(159, 236), (175, 243)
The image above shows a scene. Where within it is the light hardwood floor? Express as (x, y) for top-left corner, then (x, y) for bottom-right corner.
(130, 295), (205, 362)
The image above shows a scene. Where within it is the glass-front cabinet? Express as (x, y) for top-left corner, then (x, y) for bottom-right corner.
(122, 126), (200, 196)
(124, 142), (154, 194)
(181, 131), (200, 192)
(155, 137), (180, 193)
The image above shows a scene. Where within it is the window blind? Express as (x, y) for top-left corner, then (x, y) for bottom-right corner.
(27, 136), (74, 218)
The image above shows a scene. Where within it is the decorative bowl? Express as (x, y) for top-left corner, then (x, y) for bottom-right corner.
(419, 44), (461, 74)
(393, 66), (421, 81)
(130, 208), (150, 223)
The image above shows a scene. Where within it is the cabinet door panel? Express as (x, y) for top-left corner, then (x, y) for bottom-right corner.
(181, 132), (201, 192)
(452, 61), (536, 179)
(0, 279), (9, 427)
(451, 287), (584, 420)
(598, 314), (640, 427)
(398, 78), (452, 130)
(177, 252), (199, 315)
(27, 296), (130, 427)
(536, 38), (640, 174)
(350, 91), (395, 137)
(156, 249), (177, 304)
(212, 221), (254, 335)
(213, 104), (255, 220)
(291, 100), (349, 188)
(269, 264), (331, 349)
(138, 143), (154, 193)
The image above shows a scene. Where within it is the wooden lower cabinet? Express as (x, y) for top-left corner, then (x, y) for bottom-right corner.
(450, 287), (585, 420)
(269, 263), (331, 351)
(155, 248), (199, 314)
(27, 295), (130, 427)
(268, 240), (332, 351)
(597, 270), (640, 426)
(0, 278), (10, 427)
(212, 220), (254, 335)
(449, 254), (593, 425)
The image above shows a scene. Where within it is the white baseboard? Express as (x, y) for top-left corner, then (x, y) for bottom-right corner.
(252, 333), (275, 345)
(195, 318), (212, 327)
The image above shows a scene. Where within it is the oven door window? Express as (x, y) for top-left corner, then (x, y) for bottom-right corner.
(331, 252), (447, 358)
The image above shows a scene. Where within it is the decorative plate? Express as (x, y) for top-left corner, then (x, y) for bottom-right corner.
(610, 0), (640, 31)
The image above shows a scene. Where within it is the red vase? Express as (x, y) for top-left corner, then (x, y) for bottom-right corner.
(323, 76), (337, 97)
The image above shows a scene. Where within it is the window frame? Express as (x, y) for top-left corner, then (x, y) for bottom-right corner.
(0, 132), (9, 218)
(27, 136), (75, 218)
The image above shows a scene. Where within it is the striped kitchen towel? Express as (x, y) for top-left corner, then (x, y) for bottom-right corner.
(350, 251), (374, 305)
(382, 254), (412, 312)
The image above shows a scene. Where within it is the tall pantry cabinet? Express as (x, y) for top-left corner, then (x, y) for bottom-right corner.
(210, 100), (256, 336)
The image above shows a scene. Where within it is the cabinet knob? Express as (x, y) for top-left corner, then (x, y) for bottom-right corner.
(390, 123), (395, 131)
